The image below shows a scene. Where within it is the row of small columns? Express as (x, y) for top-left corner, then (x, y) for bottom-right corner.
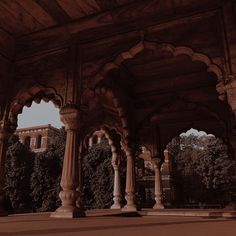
(0, 105), (164, 217)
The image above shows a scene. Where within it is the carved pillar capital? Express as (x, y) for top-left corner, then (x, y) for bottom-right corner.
(216, 81), (226, 101)
(152, 157), (162, 169)
(60, 105), (80, 131)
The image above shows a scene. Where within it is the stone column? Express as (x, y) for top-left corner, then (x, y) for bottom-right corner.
(97, 135), (102, 144)
(51, 105), (84, 218)
(0, 121), (12, 216)
(122, 145), (137, 211)
(111, 162), (122, 209)
(76, 142), (85, 215)
(152, 158), (164, 210)
(88, 137), (93, 147)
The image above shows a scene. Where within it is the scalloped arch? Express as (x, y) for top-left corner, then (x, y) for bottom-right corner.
(93, 40), (223, 87)
(84, 126), (121, 164)
(94, 86), (130, 142)
(10, 84), (63, 116)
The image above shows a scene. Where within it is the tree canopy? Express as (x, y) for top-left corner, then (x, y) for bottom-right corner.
(30, 127), (66, 212)
(5, 135), (34, 213)
(168, 134), (236, 206)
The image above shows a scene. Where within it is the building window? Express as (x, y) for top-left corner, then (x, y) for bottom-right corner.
(24, 136), (31, 148)
(36, 135), (42, 149)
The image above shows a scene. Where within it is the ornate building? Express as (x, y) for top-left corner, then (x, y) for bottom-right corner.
(0, 0), (236, 218)
(16, 125), (60, 152)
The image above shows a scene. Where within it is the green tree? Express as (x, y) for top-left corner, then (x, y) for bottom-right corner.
(82, 138), (128, 209)
(30, 127), (66, 212)
(5, 135), (35, 213)
(82, 140), (114, 209)
(170, 134), (235, 205)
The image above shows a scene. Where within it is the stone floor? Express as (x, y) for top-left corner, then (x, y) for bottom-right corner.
(0, 211), (236, 236)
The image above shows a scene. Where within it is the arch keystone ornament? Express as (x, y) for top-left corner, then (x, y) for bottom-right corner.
(51, 104), (84, 218)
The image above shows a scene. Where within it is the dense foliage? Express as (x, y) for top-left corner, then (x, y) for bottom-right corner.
(82, 140), (114, 209)
(5, 128), (66, 213)
(5, 135), (34, 213)
(5, 128), (124, 212)
(168, 134), (236, 206)
(82, 139), (127, 209)
(30, 127), (66, 212)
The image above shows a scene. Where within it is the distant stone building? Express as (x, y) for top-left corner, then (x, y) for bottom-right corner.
(16, 125), (60, 152)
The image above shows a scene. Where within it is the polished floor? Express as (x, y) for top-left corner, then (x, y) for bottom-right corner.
(0, 212), (236, 236)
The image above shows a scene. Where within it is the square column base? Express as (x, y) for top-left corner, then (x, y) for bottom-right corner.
(153, 203), (165, 210)
(0, 210), (8, 217)
(122, 205), (137, 212)
(50, 206), (85, 218)
(111, 204), (122, 209)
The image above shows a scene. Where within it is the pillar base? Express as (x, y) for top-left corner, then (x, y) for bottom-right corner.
(0, 195), (7, 216)
(153, 203), (165, 210)
(50, 206), (85, 218)
(122, 204), (137, 212)
(0, 210), (8, 217)
(111, 204), (122, 209)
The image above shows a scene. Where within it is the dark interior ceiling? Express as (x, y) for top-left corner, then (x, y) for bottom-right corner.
(0, 0), (135, 37)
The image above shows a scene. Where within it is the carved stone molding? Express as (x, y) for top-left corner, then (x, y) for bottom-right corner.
(224, 75), (236, 116)
(60, 104), (80, 131)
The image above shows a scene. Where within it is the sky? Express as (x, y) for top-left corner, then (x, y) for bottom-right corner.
(180, 128), (214, 137)
(17, 101), (63, 129)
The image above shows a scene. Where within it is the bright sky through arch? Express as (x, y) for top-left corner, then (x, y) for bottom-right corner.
(180, 128), (215, 137)
(17, 101), (63, 129)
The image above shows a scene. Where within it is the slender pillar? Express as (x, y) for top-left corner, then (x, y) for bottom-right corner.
(51, 105), (84, 218)
(89, 137), (93, 147)
(76, 142), (85, 215)
(122, 145), (137, 211)
(0, 121), (12, 216)
(152, 158), (164, 210)
(111, 162), (122, 209)
(97, 135), (102, 144)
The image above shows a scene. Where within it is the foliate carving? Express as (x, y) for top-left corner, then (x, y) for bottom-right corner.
(60, 104), (80, 131)
(216, 81), (226, 101)
(59, 190), (79, 207)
